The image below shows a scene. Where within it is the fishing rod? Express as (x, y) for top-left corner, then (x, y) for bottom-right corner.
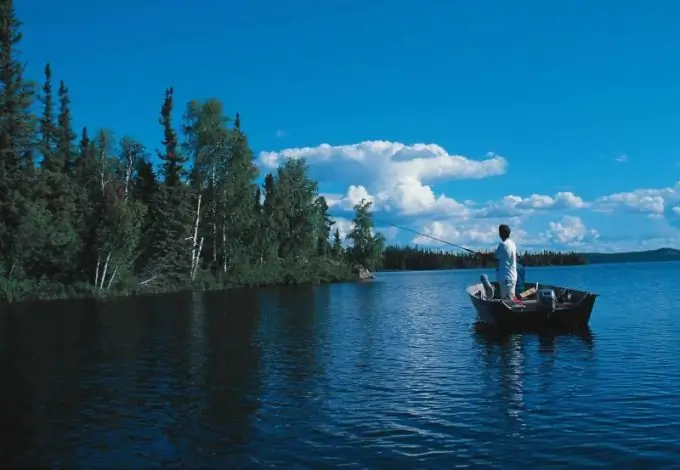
(331, 211), (529, 283)
(330, 209), (482, 255)
(370, 217), (526, 285)
(373, 218), (482, 255)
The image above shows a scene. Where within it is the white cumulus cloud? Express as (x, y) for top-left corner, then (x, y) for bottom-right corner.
(592, 182), (679, 216)
(410, 216), (600, 251)
(543, 215), (599, 246)
(475, 191), (587, 218)
(258, 140), (506, 217)
(257, 138), (680, 251)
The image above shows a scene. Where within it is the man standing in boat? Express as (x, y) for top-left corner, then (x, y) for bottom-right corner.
(495, 224), (519, 299)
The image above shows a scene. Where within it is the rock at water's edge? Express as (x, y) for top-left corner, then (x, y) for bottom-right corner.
(352, 264), (374, 281)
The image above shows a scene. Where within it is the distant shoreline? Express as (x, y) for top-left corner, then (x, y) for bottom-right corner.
(378, 257), (680, 273)
(378, 247), (680, 273)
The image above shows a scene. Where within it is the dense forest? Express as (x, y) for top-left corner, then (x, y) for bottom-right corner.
(0, 1), (386, 303)
(381, 246), (588, 271)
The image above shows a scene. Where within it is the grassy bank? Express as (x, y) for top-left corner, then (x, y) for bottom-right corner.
(0, 259), (360, 305)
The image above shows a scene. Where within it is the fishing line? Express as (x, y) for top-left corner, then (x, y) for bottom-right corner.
(329, 210), (481, 255)
(373, 219), (481, 255)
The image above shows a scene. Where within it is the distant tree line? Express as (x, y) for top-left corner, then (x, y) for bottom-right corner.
(381, 246), (588, 271)
(0, 1), (386, 304)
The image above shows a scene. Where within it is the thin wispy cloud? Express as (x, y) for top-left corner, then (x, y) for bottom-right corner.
(615, 154), (628, 163)
(275, 129), (288, 138)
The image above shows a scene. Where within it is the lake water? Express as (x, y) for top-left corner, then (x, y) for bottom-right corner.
(1, 262), (680, 468)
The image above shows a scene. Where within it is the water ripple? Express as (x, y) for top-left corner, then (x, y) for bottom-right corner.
(2, 264), (680, 468)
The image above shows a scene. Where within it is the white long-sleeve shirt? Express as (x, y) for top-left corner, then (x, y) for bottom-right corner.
(495, 238), (518, 283)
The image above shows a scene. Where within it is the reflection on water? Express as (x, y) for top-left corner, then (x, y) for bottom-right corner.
(472, 326), (596, 438)
(2, 263), (680, 468)
(473, 324), (596, 353)
(0, 291), (266, 468)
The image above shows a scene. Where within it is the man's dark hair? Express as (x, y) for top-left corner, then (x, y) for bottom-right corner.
(499, 224), (511, 240)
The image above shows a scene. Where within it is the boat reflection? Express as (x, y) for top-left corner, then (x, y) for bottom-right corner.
(471, 324), (596, 438)
(472, 323), (595, 353)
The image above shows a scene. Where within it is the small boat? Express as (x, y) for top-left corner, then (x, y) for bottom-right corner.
(466, 276), (598, 331)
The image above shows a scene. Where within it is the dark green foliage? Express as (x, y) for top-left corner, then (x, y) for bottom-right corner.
(0, 0), (36, 286)
(158, 87), (185, 187)
(315, 196), (333, 257)
(331, 228), (344, 259)
(38, 63), (56, 168)
(56, 80), (76, 172)
(347, 199), (385, 271)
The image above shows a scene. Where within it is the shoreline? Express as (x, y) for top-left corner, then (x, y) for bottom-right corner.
(0, 271), (365, 307)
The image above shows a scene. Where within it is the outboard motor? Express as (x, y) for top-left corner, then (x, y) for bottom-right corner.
(536, 288), (557, 313)
(557, 288), (572, 303)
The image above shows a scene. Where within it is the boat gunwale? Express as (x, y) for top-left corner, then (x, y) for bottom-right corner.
(466, 282), (598, 313)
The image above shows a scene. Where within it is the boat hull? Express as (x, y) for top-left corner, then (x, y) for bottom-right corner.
(467, 282), (597, 332)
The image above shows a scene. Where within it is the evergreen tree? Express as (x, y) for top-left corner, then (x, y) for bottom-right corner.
(347, 199), (385, 271)
(158, 87), (186, 187)
(38, 63), (56, 169)
(331, 228), (344, 259)
(0, 0), (36, 280)
(220, 112), (259, 273)
(259, 172), (280, 266)
(56, 80), (76, 172)
(32, 72), (79, 282)
(315, 196), (333, 257)
(144, 88), (193, 282)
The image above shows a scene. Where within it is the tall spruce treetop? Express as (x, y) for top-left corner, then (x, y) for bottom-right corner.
(315, 195), (334, 256)
(75, 126), (89, 173)
(57, 80), (76, 172)
(38, 63), (57, 169)
(158, 87), (186, 186)
(0, 0), (35, 274)
(347, 199), (385, 271)
(0, 0), (34, 175)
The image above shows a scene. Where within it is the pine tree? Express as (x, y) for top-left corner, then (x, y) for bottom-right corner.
(38, 63), (57, 169)
(347, 199), (385, 271)
(143, 88), (193, 282)
(221, 112), (259, 272)
(56, 80), (76, 173)
(332, 228), (343, 258)
(260, 172), (280, 265)
(315, 196), (333, 257)
(0, 0), (36, 279)
(158, 87), (186, 186)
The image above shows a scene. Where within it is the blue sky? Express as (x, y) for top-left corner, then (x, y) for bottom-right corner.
(17, 0), (680, 252)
